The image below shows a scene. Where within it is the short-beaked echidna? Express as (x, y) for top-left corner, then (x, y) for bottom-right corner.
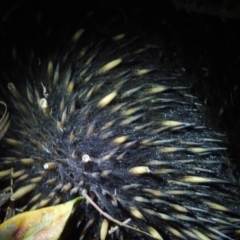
(1, 1), (240, 240)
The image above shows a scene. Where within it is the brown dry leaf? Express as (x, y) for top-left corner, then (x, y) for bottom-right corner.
(0, 196), (83, 240)
(0, 101), (10, 140)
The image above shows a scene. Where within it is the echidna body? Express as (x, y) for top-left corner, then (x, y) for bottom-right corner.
(0, 3), (240, 240)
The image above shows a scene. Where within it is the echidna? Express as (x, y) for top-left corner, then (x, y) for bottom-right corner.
(1, 1), (240, 239)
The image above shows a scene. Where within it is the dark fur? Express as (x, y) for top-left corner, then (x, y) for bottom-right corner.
(0, 1), (240, 239)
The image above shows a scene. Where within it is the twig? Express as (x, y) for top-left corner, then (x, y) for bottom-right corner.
(82, 191), (160, 240)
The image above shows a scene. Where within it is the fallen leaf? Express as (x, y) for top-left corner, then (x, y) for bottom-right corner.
(0, 101), (10, 140)
(0, 196), (84, 240)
